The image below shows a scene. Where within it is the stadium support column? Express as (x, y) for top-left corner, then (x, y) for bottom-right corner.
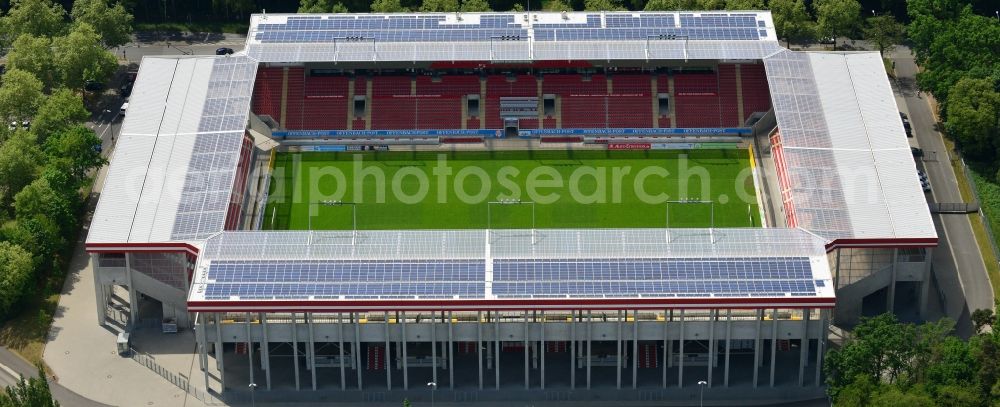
(401, 311), (409, 390)
(663, 308), (669, 389)
(753, 309), (762, 388)
(769, 309), (778, 388)
(587, 311), (593, 390)
(887, 249), (899, 313)
(245, 313), (255, 391)
(91, 255), (106, 326)
(355, 313), (362, 390)
(477, 311), (483, 390)
(385, 312), (392, 390)
(920, 249), (934, 319)
(815, 309), (828, 386)
(495, 313), (501, 390)
(291, 313), (299, 390)
(197, 314), (209, 393)
(570, 310), (576, 389)
(632, 309), (638, 389)
(540, 310), (546, 390)
(261, 313), (271, 390)
(707, 309), (715, 388)
(799, 308), (810, 386)
(308, 313), (317, 391)
(678, 309), (685, 388)
(448, 311), (454, 390)
(338, 313), (346, 390)
(616, 310), (623, 389)
(431, 312), (438, 387)
(724, 309), (732, 388)
(125, 253), (138, 324)
(215, 312), (226, 390)
(524, 312), (529, 390)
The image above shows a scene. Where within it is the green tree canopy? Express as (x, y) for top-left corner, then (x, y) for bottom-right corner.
(643, 0), (698, 10)
(0, 69), (45, 123)
(460, 0), (492, 12)
(370, 0), (407, 12)
(725, 0), (764, 10)
(697, 0), (725, 10)
(814, 0), (861, 49)
(0, 131), (42, 211)
(52, 23), (118, 91)
(5, 35), (56, 90)
(0, 0), (67, 44)
(908, 4), (1000, 104)
(31, 89), (91, 143)
(769, 0), (816, 46)
(298, 0), (350, 13)
(0, 242), (33, 318)
(0, 365), (59, 407)
(943, 77), (1000, 161)
(863, 14), (904, 57)
(544, 0), (574, 11)
(13, 178), (75, 236)
(43, 125), (106, 187)
(420, 0), (460, 12)
(70, 0), (134, 49)
(584, 0), (627, 10)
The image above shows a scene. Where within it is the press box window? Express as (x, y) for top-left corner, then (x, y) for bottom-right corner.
(467, 95), (480, 117)
(658, 93), (670, 116)
(543, 95), (556, 117)
(353, 96), (366, 117)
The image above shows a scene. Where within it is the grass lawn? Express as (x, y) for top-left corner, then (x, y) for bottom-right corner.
(263, 149), (760, 230)
(0, 292), (59, 367)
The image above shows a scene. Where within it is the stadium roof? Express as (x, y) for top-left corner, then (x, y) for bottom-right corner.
(187, 228), (836, 312)
(87, 56), (257, 247)
(764, 50), (936, 246)
(245, 11), (781, 62)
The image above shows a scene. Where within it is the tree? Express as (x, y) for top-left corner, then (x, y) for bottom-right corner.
(868, 386), (935, 407)
(814, 0), (861, 50)
(460, 0), (492, 12)
(972, 308), (995, 334)
(643, 0), (698, 10)
(371, 0), (407, 12)
(0, 0), (67, 44)
(725, 0), (764, 10)
(907, 6), (1000, 104)
(43, 126), (106, 186)
(697, 0), (725, 10)
(825, 314), (918, 401)
(769, 0), (816, 47)
(70, 0), (134, 49)
(944, 77), (1000, 161)
(420, 0), (460, 12)
(509, 3), (524, 11)
(51, 23), (118, 91)
(545, 0), (574, 11)
(0, 242), (33, 319)
(5, 35), (56, 90)
(0, 365), (59, 407)
(14, 178), (76, 233)
(31, 89), (91, 143)
(863, 14), (904, 57)
(0, 69), (45, 124)
(584, 0), (626, 10)
(0, 131), (42, 211)
(298, 0), (350, 13)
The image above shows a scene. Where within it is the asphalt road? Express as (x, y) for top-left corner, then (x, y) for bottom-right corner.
(0, 347), (111, 407)
(892, 47), (994, 336)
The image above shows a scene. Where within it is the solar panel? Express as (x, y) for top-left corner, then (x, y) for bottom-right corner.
(492, 257), (818, 298)
(207, 259), (486, 283)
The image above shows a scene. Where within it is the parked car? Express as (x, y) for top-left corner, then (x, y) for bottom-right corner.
(918, 170), (928, 181)
(911, 147), (924, 157)
(119, 82), (133, 97)
(921, 179), (932, 192)
(85, 80), (105, 92)
(216, 47), (234, 55)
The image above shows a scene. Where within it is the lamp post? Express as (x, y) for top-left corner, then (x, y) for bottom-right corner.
(427, 382), (437, 407)
(697, 380), (707, 407)
(248, 383), (257, 407)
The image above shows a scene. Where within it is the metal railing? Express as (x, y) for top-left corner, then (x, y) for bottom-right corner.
(127, 348), (222, 405)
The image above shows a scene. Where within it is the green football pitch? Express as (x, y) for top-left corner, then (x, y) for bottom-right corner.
(262, 149), (760, 230)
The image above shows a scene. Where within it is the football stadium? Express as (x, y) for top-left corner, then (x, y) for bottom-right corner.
(85, 10), (937, 404)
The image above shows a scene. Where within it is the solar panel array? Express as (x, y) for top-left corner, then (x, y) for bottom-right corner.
(170, 56), (258, 241)
(493, 257), (818, 298)
(196, 256), (822, 301)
